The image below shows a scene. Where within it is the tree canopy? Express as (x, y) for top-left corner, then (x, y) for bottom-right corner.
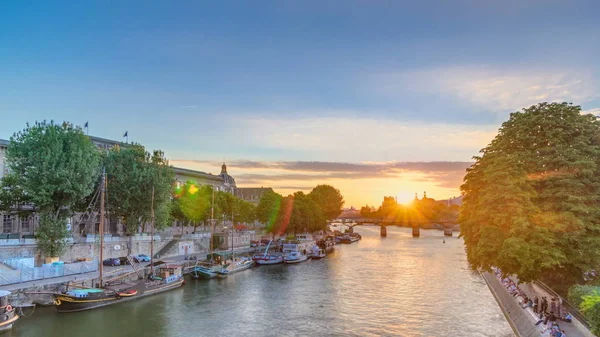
(1, 121), (101, 257)
(308, 184), (344, 220)
(104, 144), (174, 233)
(460, 102), (600, 283)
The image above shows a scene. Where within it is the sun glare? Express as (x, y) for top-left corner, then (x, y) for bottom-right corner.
(396, 191), (415, 205)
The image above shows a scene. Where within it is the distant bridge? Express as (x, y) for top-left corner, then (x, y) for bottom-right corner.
(329, 218), (460, 237)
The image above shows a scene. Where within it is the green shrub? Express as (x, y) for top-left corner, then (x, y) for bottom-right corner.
(568, 285), (598, 309)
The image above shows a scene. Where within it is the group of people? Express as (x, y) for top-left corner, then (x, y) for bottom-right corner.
(492, 267), (572, 337)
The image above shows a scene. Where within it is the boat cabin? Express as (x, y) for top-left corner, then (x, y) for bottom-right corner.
(158, 265), (182, 283)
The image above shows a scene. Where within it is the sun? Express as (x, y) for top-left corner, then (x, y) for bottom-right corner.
(396, 191), (415, 206)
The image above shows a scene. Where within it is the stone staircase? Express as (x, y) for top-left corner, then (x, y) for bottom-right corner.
(154, 239), (178, 259)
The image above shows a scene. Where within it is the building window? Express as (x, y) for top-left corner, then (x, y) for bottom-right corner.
(21, 215), (32, 233)
(3, 214), (12, 233)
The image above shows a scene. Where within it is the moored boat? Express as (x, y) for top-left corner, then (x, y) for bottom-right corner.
(283, 251), (308, 264)
(253, 240), (284, 265)
(190, 264), (224, 279)
(217, 257), (254, 275)
(0, 291), (19, 332)
(310, 246), (326, 260)
(54, 264), (184, 313)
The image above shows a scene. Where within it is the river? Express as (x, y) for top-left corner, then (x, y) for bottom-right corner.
(9, 226), (513, 337)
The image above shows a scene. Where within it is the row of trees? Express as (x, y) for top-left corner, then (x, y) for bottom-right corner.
(359, 195), (459, 223)
(254, 185), (344, 236)
(171, 181), (255, 233)
(0, 121), (346, 257)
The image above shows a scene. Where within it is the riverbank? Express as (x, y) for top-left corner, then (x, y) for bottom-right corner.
(481, 270), (595, 337)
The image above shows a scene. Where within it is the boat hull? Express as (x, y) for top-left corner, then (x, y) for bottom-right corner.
(284, 256), (308, 264)
(0, 311), (18, 332)
(54, 278), (185, 313)
(253, 255), (283, 265)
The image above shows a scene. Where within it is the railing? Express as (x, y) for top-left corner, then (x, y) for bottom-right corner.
(535, 281), (591, 329)
(0, 259), (98, 286)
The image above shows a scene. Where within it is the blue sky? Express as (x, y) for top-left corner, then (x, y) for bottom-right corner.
(1, 1), (599, 206)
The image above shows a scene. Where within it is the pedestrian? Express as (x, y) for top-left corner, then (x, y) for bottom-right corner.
(533, 297), (539, 313)
(550, 298), (557, 314)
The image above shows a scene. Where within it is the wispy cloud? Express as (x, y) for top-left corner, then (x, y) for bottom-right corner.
(371, 66), (599, 114)
(171, 159), (471, 190)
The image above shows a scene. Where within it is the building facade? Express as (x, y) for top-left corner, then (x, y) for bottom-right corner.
(235, 187), (274, 205)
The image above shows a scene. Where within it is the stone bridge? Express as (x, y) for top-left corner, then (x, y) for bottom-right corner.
(330, 218), (459, 237)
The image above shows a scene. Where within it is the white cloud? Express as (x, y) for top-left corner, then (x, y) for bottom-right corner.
(372, 66), (599, 113)
(582, 108), (600, 115)
(224, 116), (497, 162)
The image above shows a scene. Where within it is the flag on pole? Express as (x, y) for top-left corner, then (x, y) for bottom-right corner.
(84, 121), (89, 135)
(84, 121), (88, 128)
(123, 131), (128, 138)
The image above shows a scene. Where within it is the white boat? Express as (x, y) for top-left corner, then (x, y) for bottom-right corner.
(310, 246), (326, 259)
(284, 251), (308, 264)
(218, 257), (254, 275)
(253, 240), (284, 265)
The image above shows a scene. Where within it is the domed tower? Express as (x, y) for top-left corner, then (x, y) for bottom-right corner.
(219, 163), (236, 193)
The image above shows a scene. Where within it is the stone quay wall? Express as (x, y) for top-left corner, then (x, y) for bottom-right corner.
(0, 237), (213, 263)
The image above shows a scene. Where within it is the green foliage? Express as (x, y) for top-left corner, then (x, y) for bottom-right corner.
(104, 144), (174, 233)
(568, 285), (600, 335)
(308, 184), (344, 220)
(178, 181), (214, 225)
(568, 285), (598, 309)
(35, 214), (70, 257)
(4, 120), (101, 218)
(287, 192), (327, 234)
(255, 190), (283, 233)
(460, 102), (600, 283)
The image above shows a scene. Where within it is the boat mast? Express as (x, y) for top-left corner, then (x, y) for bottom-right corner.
(150, 186), (155, 275)
(99, 168), (106, 288)
(209, 187), (215, 262)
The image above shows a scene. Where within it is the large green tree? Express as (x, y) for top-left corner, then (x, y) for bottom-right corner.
(104, 144), (174, 234)
(460, 102), (600, 283)
(255, 190), (283, 234)
(308, 184), (344, 220)
(177, 182), (216, 232)
(288, 192), (326, 234)
(2, 121), (101, 257)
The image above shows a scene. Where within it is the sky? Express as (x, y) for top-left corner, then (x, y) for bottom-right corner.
(1, 1), (599, 207)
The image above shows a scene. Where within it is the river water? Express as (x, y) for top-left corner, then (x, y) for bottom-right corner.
(10, 226), (513, 337)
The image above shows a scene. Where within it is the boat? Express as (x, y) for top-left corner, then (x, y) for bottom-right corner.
(253, 240), (283, 265)
(54, 264), (184, 313)
(190, 264), (223, 279)
(53, 171), (184, 313)
(317, 236), (336, 253)
(217, 257), (254, 275)
(0, 291), (19, 332)
(310, 246), (326, 259)
(340, 234), (360, 244)
(283, 251), (308, 264)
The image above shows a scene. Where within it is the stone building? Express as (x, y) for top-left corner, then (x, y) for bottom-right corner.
(174, 163), (236, 193)
(235, 187), (274, 205)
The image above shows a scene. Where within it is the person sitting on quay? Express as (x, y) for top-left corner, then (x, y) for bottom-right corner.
(542, 311), (557, 333)
(561, 312), (572, 323)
